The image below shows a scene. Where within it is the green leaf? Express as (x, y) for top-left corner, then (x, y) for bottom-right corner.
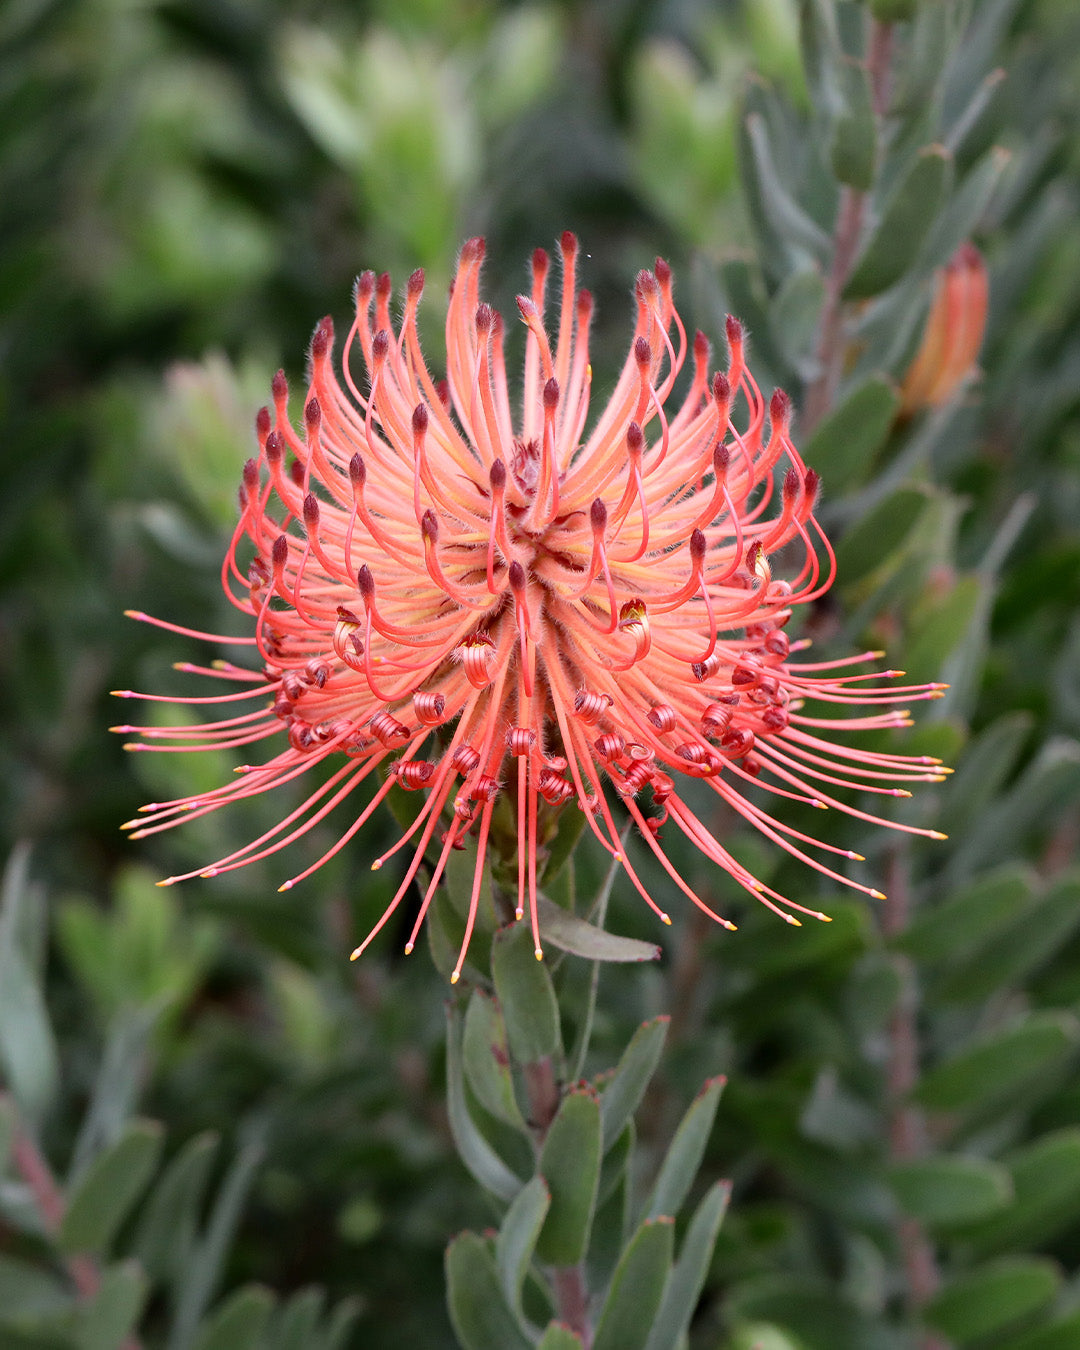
(77, 1260), (149, 1350)
(937, 872), (1080, 1003)
(131, 1131), (218, 1286)
(0, 1254), (72, 1323)
(844, 147), (951, 299)
(492, 920), (562, 1064)
(889, 1157), (1012, 1227)
(495, 1175), (550, 1319)
(592, 1217), (675, 1350)
(193, 1285), (275, 1350)
(537, 1324), (585, 1349)
(802, 375), (899, 494)
(600, 1017), (669, 1153)
(944, 740), (1080, 888)
(898, 865), (1034, 963)
(920, 146), (1010, 273)
(60, 1119), (163, 1257)
(0, 850), (59, 1124)
(274, 1287), (325, 1350)
(542, 807), (587, 885)
(938, 713), (1033, 842)
(0, 1094), (13, 1177)
(536, 895), (661, 965)
(830, 57), (876, 191)
(996, 1311), (1080, 1350)
(644, 1181), (731, 1350)
(446, 1004), (522, 1202)
(797, 0), (841, 117)
(463, 990), (526, 1129)
(926, 1258), (1060, 1343)
(323, 1297), (362, 1350)
(166, 1118), (266, 1350)
(914, 1013), (1080, 1113)
(966, 1130), (1080, 1256)
(905, 576), (983, 681)
(645, 1077), (726, 1222)
(446, 1232), (533, 1350)
(769, 266), (826, 381)
(833, 486), (929, 587)
(743, 112), (831, 261)
(536, 1088), (603, 1266)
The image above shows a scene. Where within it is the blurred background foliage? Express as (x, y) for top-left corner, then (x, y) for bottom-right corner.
(2, 0), (1080, 1347)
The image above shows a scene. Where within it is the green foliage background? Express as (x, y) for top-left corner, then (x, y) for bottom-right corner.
(2, 1), (1079, 1347)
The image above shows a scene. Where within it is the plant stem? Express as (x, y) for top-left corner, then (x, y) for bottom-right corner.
(882, 851), (949, 1350)
(5, 1093), (145, 1349)
(522, 1059), (591, 1345)
(803, 18), (895, 433)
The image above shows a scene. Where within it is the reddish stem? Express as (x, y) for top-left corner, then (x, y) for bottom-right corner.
(5, 1094), (144, 1349)
(803, 19), (895, 432)
(522, 1058), (591, 1346)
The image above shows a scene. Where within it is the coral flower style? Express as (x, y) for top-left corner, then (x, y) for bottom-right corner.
(117, 234), (948, 982)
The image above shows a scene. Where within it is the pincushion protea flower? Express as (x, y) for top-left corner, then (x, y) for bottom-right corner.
(117, 234), (947, 982)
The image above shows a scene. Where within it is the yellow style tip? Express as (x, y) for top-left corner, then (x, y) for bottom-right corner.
(817, 912), (832, 922)
(156, 878), (176, 888)
(349, 948), (361, 961)
(848, 851), (865, 861)
(450, 970), (460, 984)
(723, 920), (738, 931)
(930, 830), (949, 840)
(404, 942), (414, 955)
(660, 913), (672, 925)
(277, 881), (292, 892)
(535, 948), (544, 962)
(371, 860), (382, 871)
(870, 889), (887, 900)
(785, 915), (802, 927)
(109, 690), (131, 699)
(515, 907), (524, 920)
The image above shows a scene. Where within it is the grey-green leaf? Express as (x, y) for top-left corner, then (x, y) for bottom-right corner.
(802, 375), (899, 494)
(889, 1156), (1012, 1227)
(537, 894), (662, 965)
(131, 1131), (219, 1286)
(644, 1181), (731, 1350)
(898, 864), (1034, 963)
(744, 112), (831, 261)
(446, 1003), (522, 1202)
(463, 990), (525, 1129)
(592, 1217), (675, 1350)
(830, 57), (876, 191)
(192, 1285), (275, 1350)
(925, 1258), (1060, 1343)
(914, 1013), (1080, 1113)
(77, 1260), (149, 1350)
(537, 1324), (586, 1349)
(495, 1175), (550, 1318)
(600, 1016), (669, 1153)
(536, 1089), (603, 1266)
(60, 1119), (163, 1257)
(644, 1077), (725, 1222)
(833, 486), (929, 587)
(844, 147), (951, 299)
(446, 1232), (533, 1350)
(770, 266), (826, 382)
(492, 920), (562, 1063)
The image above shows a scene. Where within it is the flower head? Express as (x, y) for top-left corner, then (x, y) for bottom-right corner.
(117, 235), (947, 981)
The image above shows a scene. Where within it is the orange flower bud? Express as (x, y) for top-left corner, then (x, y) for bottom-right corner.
(900, 243), (988, 414)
